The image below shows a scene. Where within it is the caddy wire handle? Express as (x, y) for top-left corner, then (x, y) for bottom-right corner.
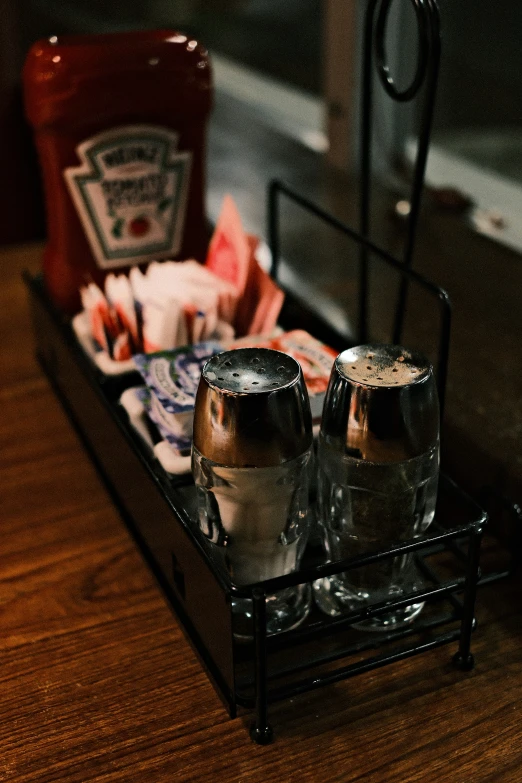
(360, 0), (441, 344)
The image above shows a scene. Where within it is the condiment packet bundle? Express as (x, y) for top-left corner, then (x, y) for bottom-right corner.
(134, 388), (192, 456)
(79, 196), (285, 369)
(133, 341), (222, 448)
(132, 329), (337, 462)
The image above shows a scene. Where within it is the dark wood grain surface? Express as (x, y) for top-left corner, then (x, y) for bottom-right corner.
(2, 95), (522, 781)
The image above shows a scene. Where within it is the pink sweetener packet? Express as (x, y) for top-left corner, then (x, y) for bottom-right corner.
(205, 195), (250, 299)
(233, 235), (285, 337)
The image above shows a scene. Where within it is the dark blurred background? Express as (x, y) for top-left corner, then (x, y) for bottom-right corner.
(1, 0), (521, 248)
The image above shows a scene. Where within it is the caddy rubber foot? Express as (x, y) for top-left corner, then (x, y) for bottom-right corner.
(250, 722), (274, 745)
(453, 651), (475, 671)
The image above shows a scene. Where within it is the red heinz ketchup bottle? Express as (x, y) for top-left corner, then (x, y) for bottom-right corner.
(23, 31), (212, 314)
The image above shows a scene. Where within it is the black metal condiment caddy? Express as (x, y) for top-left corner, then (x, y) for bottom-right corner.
(26, 261), (487, 745)
(25, 0), (514, 744)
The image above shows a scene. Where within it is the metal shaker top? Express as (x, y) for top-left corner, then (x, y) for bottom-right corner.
(193, 348), (313, 467)
(320, 344), (439, 462)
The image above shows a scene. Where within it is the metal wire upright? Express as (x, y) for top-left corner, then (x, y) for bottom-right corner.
(359, 0), (441, 345)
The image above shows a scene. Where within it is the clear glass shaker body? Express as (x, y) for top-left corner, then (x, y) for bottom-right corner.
(193, 445), (313, 638)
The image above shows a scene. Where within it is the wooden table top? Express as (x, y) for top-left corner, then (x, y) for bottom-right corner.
(2, 237), (521, 782)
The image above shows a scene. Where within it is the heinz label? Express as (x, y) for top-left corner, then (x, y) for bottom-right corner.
(64, 125), (191, 269)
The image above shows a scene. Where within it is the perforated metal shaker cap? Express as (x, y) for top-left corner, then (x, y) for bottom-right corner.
(193, 348), (313, 467)
(320, 344), (439, 462)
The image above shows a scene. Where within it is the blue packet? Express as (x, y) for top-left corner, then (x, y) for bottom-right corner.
(133, 341), (222, 439)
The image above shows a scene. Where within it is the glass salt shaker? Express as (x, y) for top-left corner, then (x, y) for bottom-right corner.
(192, 347), (314, 639)
(313, 344), (440, 629)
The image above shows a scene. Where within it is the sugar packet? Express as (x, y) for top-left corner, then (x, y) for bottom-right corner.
(233, 235), (285, 337)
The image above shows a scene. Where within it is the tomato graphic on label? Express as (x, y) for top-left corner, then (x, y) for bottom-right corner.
(129, 216), (150, 237)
